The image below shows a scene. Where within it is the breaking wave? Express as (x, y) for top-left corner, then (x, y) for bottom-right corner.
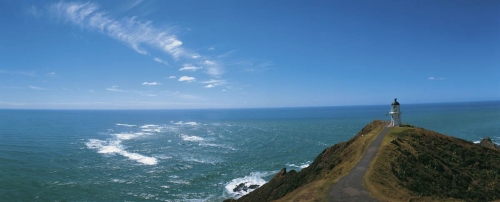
(225, 171), (275, 199)
(286, 161), (311, 170)
(116, 123), (136, 127)
(173, 121), (199, 126)
(85, 139), (158, 165)
(181, 134), (204, 142)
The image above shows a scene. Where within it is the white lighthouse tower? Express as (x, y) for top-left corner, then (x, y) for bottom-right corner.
(389, 98), (402, 127)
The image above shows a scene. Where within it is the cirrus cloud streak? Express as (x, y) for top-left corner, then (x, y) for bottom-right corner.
(50, 2), (186, 59)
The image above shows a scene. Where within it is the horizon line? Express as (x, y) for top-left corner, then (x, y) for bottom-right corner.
(0, 100), (498, 111)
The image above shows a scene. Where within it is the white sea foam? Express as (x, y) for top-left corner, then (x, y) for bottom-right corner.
(169, 175), (180, 179)
(225, 171), (274, 199)
(286, 161), (312, 170)
(140, 124), (163, 133)
(182, 156), (221, 164)
(173, 121), (199, 126)
(141, 124), (158, 129)
(116, 123), (136, 127)
(181, 134), (204, 142)
(168, 179), (190, 185)
(473, 140), (480, 144)
(111, 179), (127, 183)
(155, 155), (173, 160)
(199, 142), (236, 150)
(86, 139), (158, 165)
(113, 132), (150, 140)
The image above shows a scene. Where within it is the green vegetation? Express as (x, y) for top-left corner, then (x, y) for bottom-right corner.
(229, 122), (500, 202)
(231, 120), (386, 202)
(366, 127), (500, 202)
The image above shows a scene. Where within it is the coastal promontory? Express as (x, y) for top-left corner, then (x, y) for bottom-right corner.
(226, 120), (500, 201)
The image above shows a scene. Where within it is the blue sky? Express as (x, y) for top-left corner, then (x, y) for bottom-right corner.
(0, 0), (498, 109)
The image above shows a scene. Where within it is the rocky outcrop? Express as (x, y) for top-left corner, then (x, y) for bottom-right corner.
(479, 136), (499, 150)
(233, 183), (260, 193)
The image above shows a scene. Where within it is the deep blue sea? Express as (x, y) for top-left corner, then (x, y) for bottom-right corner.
(1, 101), (499, 201)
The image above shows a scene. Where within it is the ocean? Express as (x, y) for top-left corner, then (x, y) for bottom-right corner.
(0, 101), (499, 201)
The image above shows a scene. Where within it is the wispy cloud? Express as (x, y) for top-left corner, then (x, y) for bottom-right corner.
(179, 64), (201, 71)
(167, 76), (176, 79)
(46, 72), (56, 77)
(428, 76), (445, 80)
(217, 49), (237, 58)
(137, 91), (158, 97)
(29, 5), (43, 18)
(50, 2), (188, 59)
(119, 0), (144, 12)
(106, 85), (125, 92)
(89, 89), (95, 93)
(203, 60), (223, 77)
(153, 57), (169, 65)
(0, 70), (36, 77)
(201, 79), (227, 88)
(203, 60), (215, 65)
(245, 61), (273, 72)
(29, 85), (48, 90)
(142, 81), (160, 86)
(178, 76), (195, 82)
(171, 91), (203, 100)
(48, 2), (234, 80)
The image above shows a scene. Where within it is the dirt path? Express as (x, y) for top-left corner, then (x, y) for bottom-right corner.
(328, 125), (392, 202)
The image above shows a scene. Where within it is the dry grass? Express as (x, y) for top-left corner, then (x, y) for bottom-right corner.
(364, 127), (419, 202)
(274, 122), (385, 202)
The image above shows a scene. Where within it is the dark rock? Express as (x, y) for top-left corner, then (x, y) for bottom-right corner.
(233, 182), (260, 193)
(479, 136), (497, 150)
(233, 183), (246, 192)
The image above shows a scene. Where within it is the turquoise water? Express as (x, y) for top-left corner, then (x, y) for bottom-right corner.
(0, 101), (499, 201)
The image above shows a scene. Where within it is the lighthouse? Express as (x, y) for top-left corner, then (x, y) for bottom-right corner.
(389, 98), (402, 127)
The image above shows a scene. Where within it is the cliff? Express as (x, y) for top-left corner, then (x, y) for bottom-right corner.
(226, 121), (500, 202)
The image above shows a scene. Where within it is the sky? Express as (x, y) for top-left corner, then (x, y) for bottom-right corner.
(0, 0), (499, 109)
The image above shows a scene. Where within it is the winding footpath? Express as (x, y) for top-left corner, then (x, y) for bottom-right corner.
(328, 125), (392, 202)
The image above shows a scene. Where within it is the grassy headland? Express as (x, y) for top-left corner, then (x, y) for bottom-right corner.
(229, 120), (386, 202)
(227, 121), (500, 202)
(365, 126), (500, 202)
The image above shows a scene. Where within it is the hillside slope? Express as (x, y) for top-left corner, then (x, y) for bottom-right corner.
(226, 122), (500, 202)
(365, 126), (500, 201)
(225, 120), (386, 202)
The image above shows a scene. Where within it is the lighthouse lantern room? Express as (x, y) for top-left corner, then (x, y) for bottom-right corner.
(389, 98), (402, 127)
